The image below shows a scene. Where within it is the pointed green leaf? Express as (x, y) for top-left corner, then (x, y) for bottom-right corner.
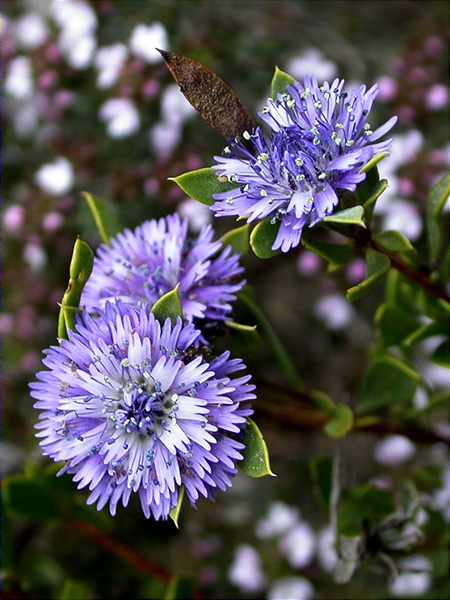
(302, 235), (355, 272)
(249, 219), (280, 259)
(360, 152), (389, 174)
(82, 191), (121, 244)
(151, 285), (183, 324)
(310, 457), (333, 510)
(375, 303), (421, 347)
(426, 172), (450, 263)
(240, 418), (275, 478)
(271, 66), (295, 99)
(324, 205), (366, 227)
(362, 179), (388, 220)
(169, 167), (235, 206)
(324, 404), (354, 439)
(373, 230), (414, 253)
(346, 250), (390, 302)
(357, 355), (421, 413)
(221, 224), (250, 255)
(169, 487), (184, 529)
(58, 238), (94, 339)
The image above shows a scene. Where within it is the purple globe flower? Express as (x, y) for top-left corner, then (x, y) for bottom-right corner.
(81, 215), (244, 324)
(30, 302), (255, 519)
(212, 76), (397, 252)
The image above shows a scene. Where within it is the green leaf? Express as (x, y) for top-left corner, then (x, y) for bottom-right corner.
(338, 484), (395, 537)
(346, 250), (390, 302)
(324, 205), (366, 227)
(357, 355), (420, 413)
(402, 320), (446, 348)
(58, 238), (94, 339)
(310, 457), (333, 509)
(249, 219), (280, 259)
(301, 235), (355, 272)
(151, 285), (183, 324)
(431, 341), (450, 368)
(375, 303), (421, 347)
(360, 152), (389, 174)
(169, 487), (184, 529)
(373, 230), (414, 253)
(221, 224), (250, 255)
(82, 191), (121, 244)
(270, 66), (295, 99)
(324, 404), (354, 439)
(169, 167), (234, 206)
(426, 172), (450, 263)
(240, 418), (275, 478)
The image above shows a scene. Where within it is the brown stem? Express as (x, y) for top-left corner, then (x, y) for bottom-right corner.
(369, 238), (450, 303)
(69, 520), (171, 583)
(258, 379), (448, 445)
(349, 226), (450, 303)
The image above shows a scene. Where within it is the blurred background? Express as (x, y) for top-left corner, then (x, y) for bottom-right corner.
(1, 1), (449, 598)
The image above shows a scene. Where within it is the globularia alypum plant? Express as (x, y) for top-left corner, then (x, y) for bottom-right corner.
(29, 52), (449, 584)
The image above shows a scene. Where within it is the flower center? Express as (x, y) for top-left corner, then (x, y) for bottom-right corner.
(112, 378), (179, 437)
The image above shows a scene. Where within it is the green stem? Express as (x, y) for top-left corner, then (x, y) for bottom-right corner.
(239, 291), (303, 390)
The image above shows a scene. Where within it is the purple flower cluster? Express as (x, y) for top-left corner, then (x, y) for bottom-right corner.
(30, 303), (254, 518)
(212, 76), (397, 252)
(82, 215), (244, 325)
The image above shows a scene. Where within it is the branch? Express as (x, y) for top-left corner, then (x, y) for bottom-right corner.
(257, 379), (449, 445)
(348, 226), (450, 304)
(69, 520), (171, 583)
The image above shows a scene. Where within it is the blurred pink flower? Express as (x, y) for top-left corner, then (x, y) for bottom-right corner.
(426, 84), (449, 111)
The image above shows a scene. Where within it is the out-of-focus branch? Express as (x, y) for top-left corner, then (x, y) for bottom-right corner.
(257, 379), (449, 445)
(69, 520), (171, 583)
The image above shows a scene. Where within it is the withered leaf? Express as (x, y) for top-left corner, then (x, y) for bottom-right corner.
(158, 49), (256, 139)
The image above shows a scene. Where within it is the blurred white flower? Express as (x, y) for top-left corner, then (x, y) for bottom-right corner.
(161, 83), (195, 125)
(13, 100), (40, 137)
(426, 84), (449, 111)
(5, 56), (34, 99)
(268, 577), (314, 600)
(315, 293), (353, 331)
(317, 527), (338, 572)
(377, 76), (398, 102)
(3, 205), (25, 233)
(95, 44), (128, 89)
(422, 362), (450, 389)
(376, 131), (423, 210)
(287, 48), (336, 81)
(15, 13), (48, 49)
(129, 23), (168, 63)
(374, 435), (416, 466)
(99, 98), (140, 138)
(23, 242), (47, 271)
(390, 555), (431, 597)
(178, 199), (211, 232)
(279, 522), (316, 568)
(149, 121), (180, 158)
(228, 545), (265, 593)
(382, 200), (422, 242)
(256, 501), (299, 538)
(35, 157), (74, 196)
(51, 0), (97, 69)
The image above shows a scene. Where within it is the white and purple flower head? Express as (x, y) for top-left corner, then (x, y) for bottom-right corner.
(30, 302), (255, 518)
(81, 214), (244, 327)
(212, 76), (397, 252)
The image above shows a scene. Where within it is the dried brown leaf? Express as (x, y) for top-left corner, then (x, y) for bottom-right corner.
(158, 49), (256, 139)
